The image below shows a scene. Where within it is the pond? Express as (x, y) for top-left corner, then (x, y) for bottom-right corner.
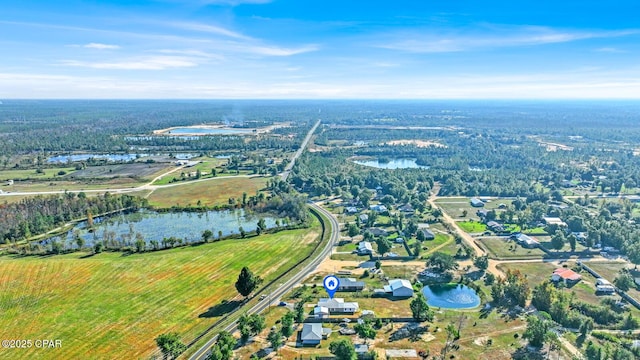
(167, 127), (254, 135)
(39, 209), (278, 249)
(422, 284), (481, 309)
(352, 158), (429, 169)
(47, 154), (149, 163)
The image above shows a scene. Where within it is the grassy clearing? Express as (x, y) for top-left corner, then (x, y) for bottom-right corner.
(0, 224), (320, 360)
(480, 238), (546, 259)
(147, 176), (269, 208)
(458, 221), (487, 233)
(0, 167), (77, 181)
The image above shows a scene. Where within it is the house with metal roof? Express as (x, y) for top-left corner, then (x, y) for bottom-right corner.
(300, 323), (331, 345)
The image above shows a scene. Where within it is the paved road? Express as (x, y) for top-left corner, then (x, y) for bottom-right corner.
(187, 202), (339, 360)
(0, 119), (321, 198)
(280, 119), (320, 181)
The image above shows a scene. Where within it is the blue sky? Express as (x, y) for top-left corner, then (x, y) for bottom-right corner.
(1, 0), (639, 99)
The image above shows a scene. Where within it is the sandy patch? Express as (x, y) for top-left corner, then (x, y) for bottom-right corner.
(474, 336), (489, 346)
(385, 139), (447, 148)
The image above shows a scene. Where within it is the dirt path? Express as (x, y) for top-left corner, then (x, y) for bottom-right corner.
(427, 186), (506, 278)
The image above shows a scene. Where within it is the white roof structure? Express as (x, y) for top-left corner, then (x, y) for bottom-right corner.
(317, 298), (360, 312)
(543, 217), (568, 227)
(358, 241), (373, 253)
(384, 279), (414, 297)
(301, 323), (323, 342)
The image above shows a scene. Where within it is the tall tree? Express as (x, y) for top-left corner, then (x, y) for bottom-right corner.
(376, 237), (392, 256)
(329, 338), (357, 360)
(523, 314), (552, 348)
(155, 332), (187, 360)
(410, 292), (434, 322)
(235, 267), (262, 297)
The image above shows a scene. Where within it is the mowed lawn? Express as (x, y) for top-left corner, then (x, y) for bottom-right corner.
(0, 224), (320, 360)
(147, 176), (269, 208)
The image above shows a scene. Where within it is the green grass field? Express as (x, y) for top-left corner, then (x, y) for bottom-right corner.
(147, 176), (269, 208)
(0, 167), (77, 181)
(458, 221), (488, 233)
(480, 238), (546, 259)
(0, 224), (320, 360)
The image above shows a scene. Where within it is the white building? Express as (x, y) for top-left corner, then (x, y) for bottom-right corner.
(384, 279), (414, 297)
(313, 306), (329, 318)
(317, 298), (359, 314)
(358, 241), (373, 255)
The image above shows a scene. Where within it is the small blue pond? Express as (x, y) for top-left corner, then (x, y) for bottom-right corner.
(422, 284), (481, 309)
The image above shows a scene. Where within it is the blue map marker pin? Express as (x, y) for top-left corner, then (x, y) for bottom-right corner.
(323, 275), (340, 299)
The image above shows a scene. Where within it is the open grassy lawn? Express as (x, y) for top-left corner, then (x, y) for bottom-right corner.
(4, 179), (147, 193)
(0, 167), (77, 181)
(147, 176), (269, 208)
(0, 224), (320, 360)
(480, 238), (546, 259)
(458, 221), (487, 233)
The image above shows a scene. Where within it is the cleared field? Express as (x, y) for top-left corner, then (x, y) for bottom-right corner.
(480, 237), (546, 259)
(66, 163), (170, 179)
(0, 167), (78, 181)
(458, 220), (487, 233)
(0, 224), (320, 360)
(4, 179), (146, 193)
(147, 176), (269, 208)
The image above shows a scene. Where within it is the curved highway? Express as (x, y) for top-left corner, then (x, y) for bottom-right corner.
(187, 202), (339, 360)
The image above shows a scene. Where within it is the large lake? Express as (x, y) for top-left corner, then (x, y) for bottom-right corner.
(40, 209), (277, 249)
(167, 127), (255, 135)
(47, 154), (149, 163)
(422, 284), (481, 309)
(353, 158), (429, 169)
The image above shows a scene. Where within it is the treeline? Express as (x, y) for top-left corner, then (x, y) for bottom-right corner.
(0, 193), (147, 244)
(0, 100), (316, 157)
(291, 152), (433, 204)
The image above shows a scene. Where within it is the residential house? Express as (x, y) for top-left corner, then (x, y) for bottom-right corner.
(338, 278), (365, 292)
(345, 206), (358, 214)
(512, 233), (540, 248)
(543, 217), (568, 227)
(383, 279), (414, 298)
(313, 306), (329, 318)
(420, 228), (436, 240)
(476, 209), (489, 219)
(369, 204), (388, 213)
(368, 228), (388, 237)
(486, 221), (505, 233)
(317, 298), (359, 314)
(394, 237), (405, 244)
(470, 198), (485, 207)
(359, 214), (369, 223)
(398, 204), (414, 213)
(357, 241), (373, 255)
(300, 323), (331, 345)
(596, 278), (616, 294)
(551, 268), (582, 284)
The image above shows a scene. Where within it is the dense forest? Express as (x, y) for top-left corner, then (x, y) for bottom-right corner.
(0, 193), (146, 244)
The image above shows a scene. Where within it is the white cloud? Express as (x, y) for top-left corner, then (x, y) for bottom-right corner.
(167, 22), (251, 40)
(595, 47), (626, 53)
(84, 42), (120, 50)
(60, 56), (199, 70)
(377, 25), (640, 53)
(241, 44), (318, 56)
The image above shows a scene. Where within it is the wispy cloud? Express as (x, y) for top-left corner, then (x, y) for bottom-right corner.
(376, 25), (640, 53)
(166, 21), (251, 40)
(241, 44), (318, 56)
(84, 42), (120, 50)
(595, 47), (626, 53)
(60, 56), (198, 70)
